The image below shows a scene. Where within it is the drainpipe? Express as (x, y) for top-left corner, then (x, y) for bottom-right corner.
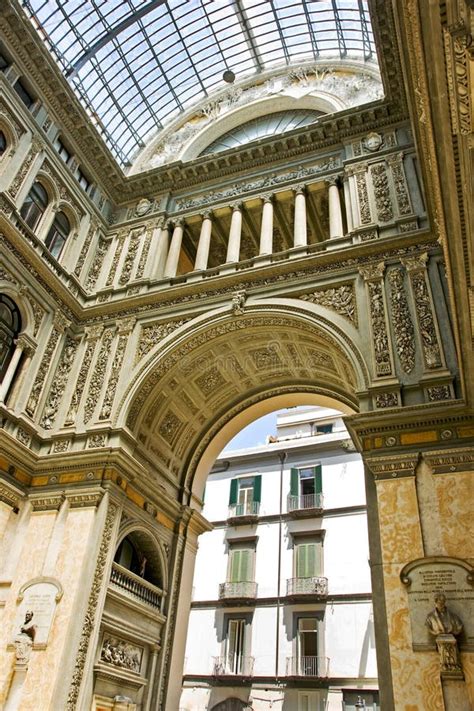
(275, 450), (287, 678)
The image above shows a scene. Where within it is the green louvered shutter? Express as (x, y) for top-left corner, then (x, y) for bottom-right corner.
(229, 478), (238, 505)
(290, 468), (299, 496)
(230, 549), (241, 581)
(297, 543), (317, 577)
(230, 549), (252, 581)
(253, 475), (262, 503)
(240, 549), (251, 581)
(315, 465), (322, 494)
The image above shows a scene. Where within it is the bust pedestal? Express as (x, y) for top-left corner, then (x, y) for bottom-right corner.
(435, 634), (464, 679)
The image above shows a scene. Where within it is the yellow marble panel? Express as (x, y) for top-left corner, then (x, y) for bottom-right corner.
(157, 511), (174, 530)
(400, 431), (437, 445)
(458, 425), (474, 438)
(126, 486), (145, 507)
(376, 477), (424, 564)
(30, 476), (49, 487)
(433, 471), (474, 558)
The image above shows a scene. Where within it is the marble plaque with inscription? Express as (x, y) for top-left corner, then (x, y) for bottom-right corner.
(401, 557), (474, 651)
(15, 578), (63, 648)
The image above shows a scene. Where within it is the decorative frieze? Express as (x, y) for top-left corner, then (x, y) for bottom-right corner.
(135, 319), (190, 365)
(64, 326), (103, 426)
(426, 385), (452, 402)
(100, 636), (142, 673)
(366, 454), (419, 481)
(26, 295), (44, 336)
(52, 439), (70, 453)
(371, 162), (393, 222)
(388, 268), (416, 373)
(41, 336), (79, 429)
(423, 448), (474, 475)
(403, 254), (443, 369)
(300, 283), (357, 325)
(99, 319), (135, 420)
(74, 220), (98, 278)
(83, 328), (115, 424)
(159, 411), (183, 444)
(87, 434), (108, 448)
(387, 153), (412, 215)
(353, 166), (372, 225)
(374, 391), (399, 408)
(26, 313), (70, 417)
(444, 26), (472, 135)
(16, 427), (32, 447)
(119, 229), (141, 285)
(8, 137), (43, 199)
(106, 234), (126, 287)
(85, 237), (108, 292)
(359, 263), (393, 377)
(66, 501), (118, 710)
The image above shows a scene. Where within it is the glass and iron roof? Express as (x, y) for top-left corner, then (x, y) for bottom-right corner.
(21, 0), (377, 167)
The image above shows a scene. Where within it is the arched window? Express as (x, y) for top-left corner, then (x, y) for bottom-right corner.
(114, 533), (162, 588)
(45, 211), (70, 259)
(20, 181), (48, 231)
(0, 294), (21, 381)
(0, 131), (7, 156)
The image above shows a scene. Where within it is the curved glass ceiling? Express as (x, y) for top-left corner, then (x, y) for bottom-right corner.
(21, 0), (376, 167)
(201, 109), (323, 155)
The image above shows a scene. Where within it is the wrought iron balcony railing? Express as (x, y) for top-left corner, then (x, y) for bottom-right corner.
(286, 576), (328, 596)
(228, 501), (260, 518)
(110, 562), (162, 610)
(218, 581), (258, 600)
(287, 493), (324, 512)
(212, 655), (255, 676)
(286, 656), (330, 677)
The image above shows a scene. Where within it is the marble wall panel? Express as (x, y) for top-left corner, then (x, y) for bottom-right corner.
(376, 477), (424, 564)
(432, 471), (474, 558)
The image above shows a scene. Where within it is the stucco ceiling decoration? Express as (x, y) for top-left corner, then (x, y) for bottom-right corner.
(20, 0), (378, 167)
(126, 310), (363, 479)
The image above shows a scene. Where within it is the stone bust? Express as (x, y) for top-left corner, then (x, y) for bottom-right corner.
(425, 593), (463, 637)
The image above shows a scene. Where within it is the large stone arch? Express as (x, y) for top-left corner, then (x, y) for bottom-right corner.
(120, 300), (369, 505)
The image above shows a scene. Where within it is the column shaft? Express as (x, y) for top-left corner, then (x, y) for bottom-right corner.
(259, 198), (273, 255)
(194, 214), (212, 270)
(0, 343), (24, 401)
(328, 181), (344, 239)
(154, 223), (170, 279)
(226, 205), (242, 263)
(164, 222), (184, 278)
(293, 188), (307, 248)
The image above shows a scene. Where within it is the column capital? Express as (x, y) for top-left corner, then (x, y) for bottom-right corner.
(230, 201), (243, 212)
(259, 192), (274, 204)
(53, 311), (71, 333)
(293, 183), (306, 195)
(16, 333), (37, 356)
(173, 217), (186, 229)
(200, 209), (213, 220)
(359, 261), (386, 281)
(325, 174), (342, 187)
(401, 252), (429, 272)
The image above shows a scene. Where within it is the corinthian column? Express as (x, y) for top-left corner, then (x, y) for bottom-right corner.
(259, 194), (273, 255)
(326, 176), (344, 239)
(0, 334), (35, 402)
(194, 210), (212, 271)
(164, 219), (184, 278)
(293, 185), (307, 248)
(154, 220), (170, 279)
(226, 202), (242, 263)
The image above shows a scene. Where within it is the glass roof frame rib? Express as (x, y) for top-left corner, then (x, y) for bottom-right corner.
(20, 0), (379, 168)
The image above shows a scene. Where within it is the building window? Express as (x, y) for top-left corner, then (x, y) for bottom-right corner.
(289, 465), (322, 510)
(0, 52), (10, 72)
(45, 211), (70, 259)
(228, 545), (254, 584)
(0, 131), (7, 156)
(14, 79), (34, 109)
(297, 617), (318, 675)
(342, 691), (380, 710)
(77, 168), (91, 192)
(0, 294), (21, 382)
(228, 475), (261, 516)
(226, 618), (246, 673)
(295, 540), (321, 579)
(20, 181), (49, 231)
(56, 137), (72, 164)
(313, 423), (333, 435)
(298, 691), (320, 711)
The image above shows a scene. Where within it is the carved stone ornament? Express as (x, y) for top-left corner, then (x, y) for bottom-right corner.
(135, 227), (153, 279)
(371, 162), (393, 223)
(355, 168), (372, 225)
(87, 433), (107, 449)
(119, 229), (141, 285)
(8, 140), (43, 199)
(74, 221), (98, 278)
(106, 234), (126, 287)
(85, 237), (108, 292)
(374, 391), (399, 408)
(300, 283), (357, 325)
(231, 290), (246, 315)
(99, 330), (130, 420)
(400, 557), (474, 655)
(403, 259), (443, 369)
(100, 636), (143, 674)
(388, 268), (416, 373)
(26, 325), (62, 417)
(66, 501), (118, 710)
(387, 153), (412, 216)
(135, 198), (151, 216)
(64, 330), (102, 426)
(41, 336), (79, 429)
(83, 328), (114, 424)
(135, 318), (190, 365)
(443, 26), (472, 135)
(426, 385), (452, 402)
(362, 132), (383, 152)
(361, 267), (392, 377)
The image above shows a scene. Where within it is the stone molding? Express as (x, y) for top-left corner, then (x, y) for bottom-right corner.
(422, 447), (474, 475)
(0, 478), (25, 508)
(365, 453), (420, 480)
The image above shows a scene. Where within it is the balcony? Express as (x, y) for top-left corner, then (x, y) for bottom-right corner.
(109, 562), (162, 610)
(218, 581), (258, 602)
(286, 656), (330, 678)
(212, 655), (255, 677)
(227, 501), (260, 523)
(286, 576), (328, 598)
(287, 493), (324, 516)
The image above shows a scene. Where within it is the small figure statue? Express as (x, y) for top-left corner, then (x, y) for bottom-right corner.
(14, 610), (37, 666)
(426, 593), (463, 677)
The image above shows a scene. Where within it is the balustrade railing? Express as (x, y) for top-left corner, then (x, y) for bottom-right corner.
(212, 655), (254, 676)
(286, 656), (330, 677)
(287, 493), (324, 512)
(110, 562), (162, 609)
(228, 501), (260, 518)
(218, 581), (258, 600)
(286, 576), (328, 596)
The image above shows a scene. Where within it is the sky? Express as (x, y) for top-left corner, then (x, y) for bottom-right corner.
(222, 405), (317, 451)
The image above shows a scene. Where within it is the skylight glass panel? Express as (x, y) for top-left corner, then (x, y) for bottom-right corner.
(21, 0), (379, 167)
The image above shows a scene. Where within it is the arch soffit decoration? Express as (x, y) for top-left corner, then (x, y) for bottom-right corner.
(119, 301), (368, 495)
(131, 60), (383, 171)
(115, 521), (169, 592)
(0, 282), (36, 339)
